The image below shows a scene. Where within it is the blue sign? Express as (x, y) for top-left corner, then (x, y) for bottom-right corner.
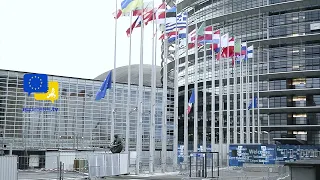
(177, 144), (212, 164)
(23, 73), (48, 96)
(229, 144), (276, 166)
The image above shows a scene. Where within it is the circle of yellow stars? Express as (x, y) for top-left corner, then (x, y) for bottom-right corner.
(28, 76), (43, 90)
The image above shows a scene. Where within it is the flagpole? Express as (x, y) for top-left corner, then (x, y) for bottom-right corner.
(210, 0), (215, 152)
(257, 47), (261, 143)
(211, 28), (216, 151)
(183, 14), (189, 164)
(125, 11), (133, 154)
(239, 44), (244, 144)
(173, 8), (179, 171)
(150, 0), (156, 173)
(251, 45), (255, 144)
(111, 0), (118, 143)
(162, 2), (168, 172)
(245, 44), (250, 143)
(257, 8), (261, 143)
(194, 21), (199, 161)
(202, 25), (207, 153)
(136, 6), (145, 175)
(226, 36), (230, 160)
(233, 39), (237, 144)
(218, 33), (223, 166)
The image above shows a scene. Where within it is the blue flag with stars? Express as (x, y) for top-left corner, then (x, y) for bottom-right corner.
(95, 71), (112, 101)
(248, 97), (258, 110)
(23, 73), (48, 96)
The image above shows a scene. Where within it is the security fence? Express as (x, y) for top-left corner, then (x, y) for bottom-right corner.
(178, 156), (290, 180)
(15, 150), (177, 180)
(1, 151), (294, 180)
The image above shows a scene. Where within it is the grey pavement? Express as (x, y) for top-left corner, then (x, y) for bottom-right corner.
(18, 168), (290, 180)
(18, 170), (88, 180)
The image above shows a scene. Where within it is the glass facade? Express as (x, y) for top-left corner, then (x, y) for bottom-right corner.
(170, 0), (320, 145)
(0, 70), (174, 150)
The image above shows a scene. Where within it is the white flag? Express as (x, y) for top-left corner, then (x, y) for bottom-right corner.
(221, 33), (229, 48)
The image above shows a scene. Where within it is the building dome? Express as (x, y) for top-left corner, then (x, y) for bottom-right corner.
(94, 64), (162, 87)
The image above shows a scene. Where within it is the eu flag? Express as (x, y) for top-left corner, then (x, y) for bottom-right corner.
(248, 97), (258, 110)
(95, 71), (112, 101)
(23, 73), (48, 96)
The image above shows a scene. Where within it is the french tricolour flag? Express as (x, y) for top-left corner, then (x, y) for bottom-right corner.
(187, 89), (195, 115)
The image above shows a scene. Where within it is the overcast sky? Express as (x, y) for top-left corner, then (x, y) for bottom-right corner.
(0, 0), (163, 79)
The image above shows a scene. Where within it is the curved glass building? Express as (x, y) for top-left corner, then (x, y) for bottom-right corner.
(164, 0), (320, 146)
(0, 65), (174, 153)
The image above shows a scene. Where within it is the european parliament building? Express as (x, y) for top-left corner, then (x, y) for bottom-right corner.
(164, 0), (320, 146)
(0, 65), (174, 155)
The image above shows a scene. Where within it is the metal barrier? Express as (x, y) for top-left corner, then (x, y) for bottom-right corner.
(0, 156), (18, 180)
(188, 152), (220, 178)
(87, 152), (129, 178)
(178, 157), (291, 180)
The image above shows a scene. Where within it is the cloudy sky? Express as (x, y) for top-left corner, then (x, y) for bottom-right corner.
(0, 0), (163, 79)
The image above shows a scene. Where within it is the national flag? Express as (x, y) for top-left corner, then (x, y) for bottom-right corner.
(187, 89), (195, 114)
(126, 3), (167, 36)
(164, 12), (187, 33)
(247, 45), (254, 58)
(122, 0), (144, 14)
(234, 38), (241, 55)
(195, 25), (211, 43)
(95, 71), (112, 101)
(187, 22), (205, 47)
(248, 97), (258, 110)
(189, 25), (215, 48)
(156, 6), (177, 24)
(221, 33), (229, 48)
(144, 3), (166, 25)
(241, 42), (247, 61)
(112, 0), (143, 19)
(113, 9), (123, 19)
(221, 35), (234, 58)
(167, 28), (187, 43)
(126, 15), (142, 36)
(233, 38), (241, 65)
(131, 1), (153, 16)
(227, 37), (235, 57)
(199, 28), (220, 45)
(196, 22), (205, 36)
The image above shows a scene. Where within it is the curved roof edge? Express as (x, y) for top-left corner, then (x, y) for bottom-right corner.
(94, 64), (163, 87)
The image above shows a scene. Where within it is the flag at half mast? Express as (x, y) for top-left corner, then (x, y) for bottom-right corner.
(95, 71), (112, 101)
(187, 89), (195, 114)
